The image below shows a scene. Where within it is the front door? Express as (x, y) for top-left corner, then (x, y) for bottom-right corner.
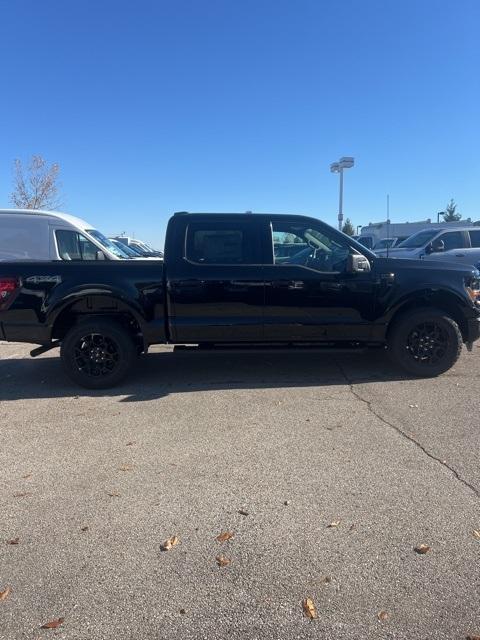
(168, 217), (264, 343)
(262, 218), (375, 341)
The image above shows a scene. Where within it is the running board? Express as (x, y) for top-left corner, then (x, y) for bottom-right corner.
(30, 341), (60, 358)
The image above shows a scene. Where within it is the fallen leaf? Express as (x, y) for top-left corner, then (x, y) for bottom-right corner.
(302, 597), (317, 619)
(321, 576), (332, 584)
(283, 500), (290, 506)
(409, 404), (419, 408)
(179, 608), (186, 615)
(466, 635), (480, 640)
(378, 610), (389, 621)
(414, 544), (431, 554)
(106, 491), (121, 497)
(126, 441), (135, 446)
(216, 531), (234, 543)
(0, 586), (11, 601)
(238, 509), (249, 516)
(216, 555), (231, 567)
(327, 520), (341, 528)
(80, 526), (89, 532)
(349, 523), (356, 532)
(118, 464), (133, 471)
(22, 473), (32, 479)
(40, 618), (64, 629)
(161, 535), (180, 551)
(6, 538), (19, 545)
(472, 530), (480, 540)
(13, 492), (32, 498)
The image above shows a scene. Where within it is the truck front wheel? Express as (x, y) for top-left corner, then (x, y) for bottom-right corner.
(60, 319), (136, 389)
(388, 308), (463, 377)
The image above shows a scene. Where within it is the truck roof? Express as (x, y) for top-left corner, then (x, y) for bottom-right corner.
(0, 208), (95, 231)
(172, 211), (321, 222)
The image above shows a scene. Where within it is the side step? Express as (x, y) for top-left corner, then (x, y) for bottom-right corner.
(30, 341), (60, 358)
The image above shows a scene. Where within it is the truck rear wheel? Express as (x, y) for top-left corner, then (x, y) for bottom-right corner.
(60, 319), (136, 389)
(388, 308), (462, 377)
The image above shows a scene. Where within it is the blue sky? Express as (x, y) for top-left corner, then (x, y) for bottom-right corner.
(1, 0), (479, 248)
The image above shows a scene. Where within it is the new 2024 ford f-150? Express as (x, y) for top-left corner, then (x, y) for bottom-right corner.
(1, 212), (480, 388)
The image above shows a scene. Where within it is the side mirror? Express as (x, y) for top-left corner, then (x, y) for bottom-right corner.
(96, 250), (106, 261)
(347, 253), (371, 273)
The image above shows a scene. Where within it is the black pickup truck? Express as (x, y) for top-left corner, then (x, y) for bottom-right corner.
(1, 212), (479, 388)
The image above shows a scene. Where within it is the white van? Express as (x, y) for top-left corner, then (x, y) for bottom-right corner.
(0, 209), (129, 261)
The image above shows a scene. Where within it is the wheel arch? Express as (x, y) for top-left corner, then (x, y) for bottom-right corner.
(386, 289), (470, 342)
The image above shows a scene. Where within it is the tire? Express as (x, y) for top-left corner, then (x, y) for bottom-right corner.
(60, 318), (136, 389)
(388, 308), (462, 377)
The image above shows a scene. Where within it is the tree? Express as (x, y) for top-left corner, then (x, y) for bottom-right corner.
(442, 199), (461, 222)
(342, 218), (355, 236)
(11, 155), (63, 210)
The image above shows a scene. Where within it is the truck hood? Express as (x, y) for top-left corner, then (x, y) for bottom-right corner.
(374, 256), (480, 277)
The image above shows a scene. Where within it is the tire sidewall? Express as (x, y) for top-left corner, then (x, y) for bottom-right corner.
(389, 309), (462, 377)
(60, 319), (136, 389)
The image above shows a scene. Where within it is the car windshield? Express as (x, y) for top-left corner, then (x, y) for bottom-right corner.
(112, 240), (142, 257)
(375, 238), (395, 249)
(397, 229), (439, 248)
(87, 229), (131, 258)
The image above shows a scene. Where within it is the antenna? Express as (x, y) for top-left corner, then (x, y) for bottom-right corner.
(386, 194), (390, 258)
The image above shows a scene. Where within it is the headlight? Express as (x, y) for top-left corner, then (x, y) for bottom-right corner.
(466, 276), (480, 305)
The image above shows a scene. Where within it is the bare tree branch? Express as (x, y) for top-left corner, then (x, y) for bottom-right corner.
(10, 155), (63, 210)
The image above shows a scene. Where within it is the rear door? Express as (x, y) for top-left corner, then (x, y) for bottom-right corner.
(167, 217), (264, 342)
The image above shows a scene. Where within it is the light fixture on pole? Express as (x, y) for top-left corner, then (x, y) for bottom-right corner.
(330, 156), (354, 231)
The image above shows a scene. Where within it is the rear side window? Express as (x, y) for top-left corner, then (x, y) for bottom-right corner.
(468, 230), (480, 248)
(440, 231), (464, 251)
(185, 222), (260, 264)
(56, 230), (99, 260)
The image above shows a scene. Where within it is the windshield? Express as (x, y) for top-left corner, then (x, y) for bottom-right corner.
(374, 238), (395, 250)
(397, 229), (439, 248)
(87, 229), (131, 258)
(112, 240), (142, 257)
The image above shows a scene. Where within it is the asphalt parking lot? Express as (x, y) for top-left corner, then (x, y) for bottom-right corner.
(1, 341), (479, 640)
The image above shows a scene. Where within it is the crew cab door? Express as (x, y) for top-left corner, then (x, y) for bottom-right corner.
(167, 217), (264, 342)
(262, 218), (375, 341)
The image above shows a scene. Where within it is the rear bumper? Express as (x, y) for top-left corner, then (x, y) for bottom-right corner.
(0, 321), (51, 345)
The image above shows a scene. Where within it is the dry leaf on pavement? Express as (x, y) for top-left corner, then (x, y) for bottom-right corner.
(216, 531), (234, 543)
(161, 536), (180, 551)
(378, 610), (389, 621)
(118, 464), (133, 471)
(13, 492), (32, 498)
(106, 491), (121, 497)
(302, 597), (317, 619)
(466, 635), (480, 640)
(472, 530), (480, 540)
(40, 618), (64, 629)
(414, 544), (431, 554)
(327, 520), (341, 528)
(6, 538), (19, 545)
(238, 509), (249, 516)
(0, 586), (11, 601)
(216, 555), (231, 567)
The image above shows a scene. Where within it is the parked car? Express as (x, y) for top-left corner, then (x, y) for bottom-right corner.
(375, 226), (480, 266)
(373, 236), (408, 251)
(109, 238), (161, 260)
(113, 236), (163, 258)
(1, 212), (479, 388)
(0, 209), (130, 261)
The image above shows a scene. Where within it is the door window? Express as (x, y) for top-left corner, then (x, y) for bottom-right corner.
(186, 222), (260, 264)
(438, 231), (464, 251)
(271, 221), (350, 272)
(468, 230), (480, 248)
(56, 230), (100, 260)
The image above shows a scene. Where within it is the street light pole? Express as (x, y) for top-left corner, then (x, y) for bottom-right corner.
(330, 157), (354, 231)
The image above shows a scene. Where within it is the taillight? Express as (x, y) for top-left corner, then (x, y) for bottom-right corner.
(0, 277), (21, 311)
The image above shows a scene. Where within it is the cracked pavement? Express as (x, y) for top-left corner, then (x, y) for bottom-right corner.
(1, 342), (480, 639)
